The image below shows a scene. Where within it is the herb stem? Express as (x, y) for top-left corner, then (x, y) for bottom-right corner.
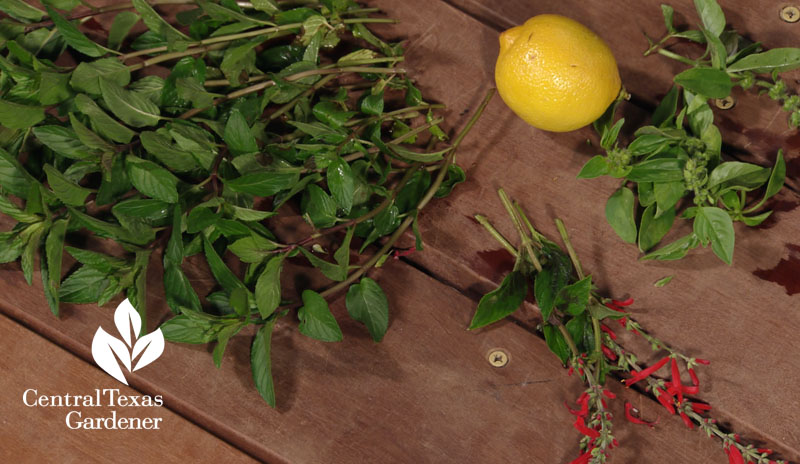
(474, 215), (519, 258)
(656, 48), (700, 66)
(555, 218), (584, 280)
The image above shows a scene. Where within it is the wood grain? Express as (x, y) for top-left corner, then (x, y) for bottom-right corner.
(0, 314), (257, 464)
(439, 0), (800, 190)
(366, 0), (800, 460)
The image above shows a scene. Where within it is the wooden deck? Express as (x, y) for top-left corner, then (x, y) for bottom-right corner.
(1, 0), (799, 462)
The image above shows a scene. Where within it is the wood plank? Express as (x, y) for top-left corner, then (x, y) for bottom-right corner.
(0, 314), (257, 464)
(0, 256), (725, 463)
(366, 0), (800, 460)
(439, 0), (800, 189)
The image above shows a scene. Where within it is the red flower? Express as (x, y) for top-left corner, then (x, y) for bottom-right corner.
(602, 390), (616, 399)
(566, 393), (590, 417)
(602, 345), (617, 361)
(612, 298), (634, 306)
(624, 356), (670, 387)
(690, 402), (712, 414)
(624, 402), (657, 428)
(653, 388), (676, 415)
(725, 445), (745, 464)
(688, 368), (700, 386)
(600, 324), (617, 340)
(392, 248), (415, 259)
(670, 358), (683, 403)
(679, 411), (694, 429)
(695, 358), (711, 365)
(569, 448), (594, 464)
(573, 416), (599, 439)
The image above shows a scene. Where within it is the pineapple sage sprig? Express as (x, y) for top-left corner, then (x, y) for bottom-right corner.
(0, 0), (491, 407)
(578, 0), (788, 265)
(469, 189), (786, 464)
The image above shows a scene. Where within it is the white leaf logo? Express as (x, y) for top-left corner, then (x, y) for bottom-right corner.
(92, 299), (164, 385)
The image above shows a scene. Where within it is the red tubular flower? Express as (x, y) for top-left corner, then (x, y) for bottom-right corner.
(569, 448), (594, 464)
(690, 402), (712, 413)
(566, 393), (590, 417)
(681, 385), (700, 395)
(670, 358), (684, 403)
(624, 356), (670, 387)
(679, 411), (694, 429)
(688, 368), (700, 386)
(725, 445), (745, 464)
(757, 448), (773, 455)
(653, 388), (676, 414)
(695, 358), (711, 365)
(600, 324), (617, 340)
(573, 416), (600, 439)
(612, 298), (634, 306)
(602, 390), (616, 399)
(624, 402), (657, 428)
(602, 345), (617, 361)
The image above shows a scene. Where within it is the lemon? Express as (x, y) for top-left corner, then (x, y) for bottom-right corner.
(495, 14), (621, 132)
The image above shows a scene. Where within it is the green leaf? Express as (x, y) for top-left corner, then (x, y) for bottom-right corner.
(228, 288), (249, 317)
(600, 118), (624, 150)
(0, 0), (44, 21)
(360, 90), (384, 115)
(387, 144), (449, 163)
(434, 164), (466, 198)
(576, 155), (609, 179)
(0, 148), (32, 198)
(140, 131), (198, 172)
(652, 86), (680, 127)
(693, 0), (725, 37)
(707, 162), (770, 191)
(605, 187), (637, 243)
(693, 206), (735, 264)
(638, 204), (676, 252)
(312, 101), (355, 128)
(701, 28), (728, 70)
(66, 246), (128, 273)
(654, 180), (685, 215)
(112, 198), (170, 222)
(70, 58), (131, 95)
(230, 204), (275, 222)
(224, 170), (299, 196)
(20, 223), (45, 285)
(326, 157), (355, 214)
(661, 4), (676, 33)
(39, 72), (72, 105)
(542, 324), (570, 364)
(131, 0), (190, 50)
(74, 94), (136, 143)
(198, 0), (273, 25)
(69, 113), (115, 154)
(626, 158), (685, 182)
(297, 245), (348, 281)
(100, 78), (161, 127)
(45, 5), (107, 57)
(741, 211), (772, 226)
(224, 109), (258, 156)
(0, 234), (24, 264)
(255, 255), (284, 318)
(468, 271), (527, 330)
(728, 48), (800, 73)
(44, 218), (68, 316)
(251, 320), (277, 407)
(160, 315), (220, 344)
(126, 156), (179, 203)
(175, 77), (220, 109)
(212, 323), (242, 368)
(588, 304), (628, 321)
(68, 206), (153, 245)
(219, 38), (264, 86)
(0, 99), (45, 129)
(297, 289), (342, 342)
(108, 11), (140, 50)
(0, 195), (39, 222)
(764, 150), (786, 200)
(163, 209), (201, 313)
(228, 233), (279, 263)
(203, 236), (246, 293)
(654, 275), (674, 287)
(32, 126), (91, 160)
(59, 266), (110, 303)
(302, 184), (337, 228)
(346, 277), (389, 342)
(252, 0), (280, 13)
(533, 256), (572, 321)
(674, 67), (733, 99)
(44, 164), (91, 206)
(556, 275), (592, 316)
(186, 206), (220, 233)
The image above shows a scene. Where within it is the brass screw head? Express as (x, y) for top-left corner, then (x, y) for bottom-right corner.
(487, 349), (509, 368)
(714, 96), (735, 110)
(780, 5), (800, 23)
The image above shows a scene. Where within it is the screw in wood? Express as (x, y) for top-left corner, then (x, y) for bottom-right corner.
(487, 349), (509, 368)
(714, 96), (736, 110)
(780, 5), (800, 23)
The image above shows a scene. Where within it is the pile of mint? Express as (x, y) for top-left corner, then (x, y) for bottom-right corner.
(0, 0), (476, 406)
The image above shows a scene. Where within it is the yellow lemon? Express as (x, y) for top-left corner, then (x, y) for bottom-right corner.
(495, 14), (621, 132)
